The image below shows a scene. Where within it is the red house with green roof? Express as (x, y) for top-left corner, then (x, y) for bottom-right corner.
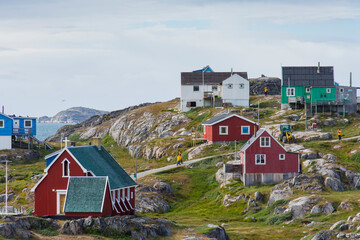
(31, 145), (137, 217)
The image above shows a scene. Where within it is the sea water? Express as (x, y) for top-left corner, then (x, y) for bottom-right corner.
(36, 122), (73, 141)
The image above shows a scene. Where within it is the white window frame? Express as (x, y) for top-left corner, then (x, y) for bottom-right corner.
(227, 84), (233, 89)
(219, 126), (228, 135)
(260, 137), (270, 147)
(306, 88), (310, 93)
(212, 85), (218, 92)
(286, 88), (295, 96)
(255, 154), (266, 165)
(127, 188), (130, 200)
(193, 85), (199, 92)
(56, 190), (67, 215)
(326, 88), (331, 93)
(241, 126), (250, 135)
(239, 83), (244, 89)
(0, 120), (4, 128)
(62, 159), (70, 177)
(279, 154), (285, 160)
(203, 126), (206, 134)
(24, 120), (32, 128)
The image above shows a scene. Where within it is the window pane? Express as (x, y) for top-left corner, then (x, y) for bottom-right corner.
(0, 121), (3, 127)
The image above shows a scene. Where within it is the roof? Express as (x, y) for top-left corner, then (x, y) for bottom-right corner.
(282, 66), (334, 87)
(0, 113), (13, 121)
(202, 114), (257, 126)
(192, 65), (214, 73)
(240, 128), (267, 152)
(181, 72), (248, 85)
(67, 145), (137, 189)
(64, 177), (107, 213)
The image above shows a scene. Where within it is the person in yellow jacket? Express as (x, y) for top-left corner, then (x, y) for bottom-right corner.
(337, 129), (342, 140)
(177, 152), (182, 166)
(264, 87), (268, 96)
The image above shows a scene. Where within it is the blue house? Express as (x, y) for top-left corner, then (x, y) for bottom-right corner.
(0, 113), (37, 150)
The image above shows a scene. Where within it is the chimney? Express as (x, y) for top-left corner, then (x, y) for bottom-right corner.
(1, 106), (4, 114)
(350, 72), (352, 87)
(317, 62), (320, 74)
(92, 137), (101, 149)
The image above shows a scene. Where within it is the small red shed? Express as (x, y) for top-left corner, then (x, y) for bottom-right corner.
(202, 114), (258, 142)
(31, 145), (137, 217)
(239, 128), (300, 186)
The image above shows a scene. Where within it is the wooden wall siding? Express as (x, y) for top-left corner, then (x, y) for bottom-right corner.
(206, 116), (257, 142)
(244, 131), (299, 174)
(34, 151), (86, 217)
(242, 172), (298, 186)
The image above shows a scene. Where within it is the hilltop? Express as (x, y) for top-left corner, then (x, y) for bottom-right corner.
(2, 95), (360, 239)
(38, 107), (109, 124)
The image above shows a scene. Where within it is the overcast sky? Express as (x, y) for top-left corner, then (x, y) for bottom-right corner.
(1, 0), (360, 117)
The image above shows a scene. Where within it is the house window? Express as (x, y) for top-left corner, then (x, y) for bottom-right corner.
(131, 191), (133, 199)
(260, 137), (270, 147)
(306, 88), (310, 93)
(239, 83), (244, 89)
(187, 101), (197, 107)
(212, 85), (218, 92)
(203, 126), (206, 134)
(219, 126), (228, 135)
(62, 159), (70, 177)
(127, 188), (130, 199)
(326, 88), (331, 93)
(24, 120), (32, 128)
(227, 84), (233, 89)
(339, 88), (344, 93)
(193, 85), (199, 92)
(241, 126), (250, 135)
(286, 88), (295, 96)
(255, 154), (266, 165)
(279, 154), (285, 160)
(0, 120), (4, 128)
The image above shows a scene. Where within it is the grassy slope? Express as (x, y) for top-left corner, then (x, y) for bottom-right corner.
(2, 96), (360, 239)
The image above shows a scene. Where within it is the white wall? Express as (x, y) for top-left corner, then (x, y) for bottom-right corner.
(222, 74), (249, 107)
(0, 136), (11, 150)
(181, 84), (221, 112)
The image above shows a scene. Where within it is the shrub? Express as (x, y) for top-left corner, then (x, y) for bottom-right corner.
(267, 210), (293, 225)
(351, 152), (360, 163)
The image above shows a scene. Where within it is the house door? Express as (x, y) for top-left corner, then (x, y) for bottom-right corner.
(56, 190), (67, 215)
(13, 120), (19, 133)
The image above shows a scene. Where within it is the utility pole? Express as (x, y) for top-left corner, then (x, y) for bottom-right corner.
(202, 67), (205, 108)
(258, 101), (260, 127)
(5, 160), (8, 215)
(135, 156), (137, 181)
(234, 140), (236, 161)
(305, 102), (307, 131)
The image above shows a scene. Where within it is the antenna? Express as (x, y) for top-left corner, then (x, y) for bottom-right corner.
(317, 62), (320, 74)
(231, 68), (233, 76)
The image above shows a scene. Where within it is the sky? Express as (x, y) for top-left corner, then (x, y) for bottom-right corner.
(1, 0), (360, 117)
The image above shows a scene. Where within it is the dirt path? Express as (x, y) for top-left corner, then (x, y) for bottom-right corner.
(132, 153), (232, 180)
(326, 135), (360, 142)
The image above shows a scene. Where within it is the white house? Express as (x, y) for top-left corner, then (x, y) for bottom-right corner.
(222, 74), (249, 108)
(180, 68), (249, 112)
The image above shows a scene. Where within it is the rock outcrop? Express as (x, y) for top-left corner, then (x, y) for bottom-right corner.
(135, 184), (171, 213)
(39, 107), (108, 123)
(249, 76), (281, 95)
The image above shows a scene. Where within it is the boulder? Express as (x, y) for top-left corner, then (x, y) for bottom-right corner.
(323, 118), (337, 126)
(61, 220), (83, 235)
(248, 198), (257, 208)
(291, 174), (325, 192)
(289, 114), (299, 121)
(311, 230), (335, 240)
(135, 191), (170, 213)
(287, 195), (321, 219)
(222, 194), (242, 207)
(330, 220), (345, 230)
(322, 202), (335, 214)
(268, 188), (293, 206)
(324, 177), (344, 192)
(153, 181), (173, 194)
(202, 224), (230, 240)
(254, 192), (263, 202)
(339, 202), (352, 211)
(292, 132), (332, 141)
(310, 205), (322, 214)
(188, 144), (206, 160)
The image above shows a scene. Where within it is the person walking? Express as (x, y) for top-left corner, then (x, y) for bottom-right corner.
(177, 153), (182, 166)
(264, 87), (268, 96)
(179, 151), (183, 164)
(337, 129), (342, 140)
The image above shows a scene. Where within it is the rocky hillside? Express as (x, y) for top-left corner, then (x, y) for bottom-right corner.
(38, 107), (109, 123)
(249, 75), (281, 95)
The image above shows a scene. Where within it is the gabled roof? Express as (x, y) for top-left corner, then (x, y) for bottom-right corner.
(0, 113), (13, 121)
(282, 66), (334, 87)
(181, 72), (248, 85)
(240, 128), (291, 154)
(202, 114), (257, 126)
(64, 176), (107, 213)
(67, 145), (137, 189)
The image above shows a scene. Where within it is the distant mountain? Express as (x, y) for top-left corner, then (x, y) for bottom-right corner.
(38, 107), (109, 124)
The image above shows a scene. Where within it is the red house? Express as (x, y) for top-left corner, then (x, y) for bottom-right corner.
(31, 145), (137, 217)
(239, 128), (300, 186)
(202, 114), (259, 142)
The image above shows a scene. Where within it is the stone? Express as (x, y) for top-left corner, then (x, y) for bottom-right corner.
(287, 195), (320, 219)
(202, 224), (230, 240)
(268, 189), (293, 206)
(136, 184), (170, 213)
(311, 230), (335, 240)
(291, 174), (325, 192)
(216, 162), (223, 168)
(274, 207), (286, 214)
(244, 216), (256, 222)
(323, 154), (336, 161)
(0, 193), (15, 203)
(310, 205), (322, 214)
(330, 220), (346, 230)
(61, 220), (83, 235)
(222, 194), (242, 207)
(289, 114), (300, 121)
(325, 177), (344, 192)
(339, 202), (352, 211)
(248, 198), (257, 208)
(323, 118), (337, 126)
(188, 144), (206, 160)
(153, 181), (173, 194)
(322, 202), (335, 214)
(254, 192), (263, 202)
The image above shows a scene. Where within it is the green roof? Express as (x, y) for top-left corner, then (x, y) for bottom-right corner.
(64, 177), (107, 213)
(67, 145), (137, 189)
